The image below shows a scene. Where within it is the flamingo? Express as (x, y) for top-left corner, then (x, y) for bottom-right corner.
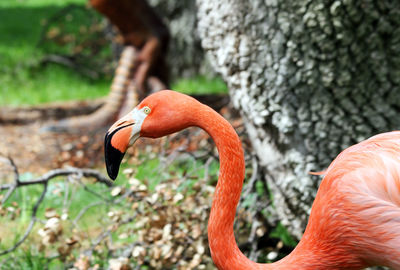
(104, 90), (400, 269)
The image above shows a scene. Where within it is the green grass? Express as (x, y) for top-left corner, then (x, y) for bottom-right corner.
(0, 170), (127, 268)
(0, 0), (86, 8)
(0, 0), (227, 107)
(0, 175), (114, 240)
(0, 247), (65, 270)
(269, 223), (297, 247)
(0, 148), (221, 268)
(172, 76), (227, 95)
(1, 65), (111, 106)
(0, 0), (111, 106)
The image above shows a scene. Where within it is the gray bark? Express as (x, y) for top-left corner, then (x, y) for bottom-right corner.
(196, 0), (400, 239)
(148, 0), (213, 79)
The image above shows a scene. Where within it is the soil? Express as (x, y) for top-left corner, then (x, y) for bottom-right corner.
(0, 100), (117, 177)
(0, 116), (105, 175)
(0, 94), (233, 174)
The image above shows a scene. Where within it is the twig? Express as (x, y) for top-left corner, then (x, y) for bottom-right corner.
(40, 54), (99, 80)
(248, 218), (261, 261)
(242, 156), (259, 200)
(73, 201), (105, 227)
(0, 157), (18, 204)
(203, 156), (214, 182)
(0, 156), (112, 257)
(7, 156), (20, 184)
(1, 184), (17, 205)
(75, 175), (113, 203)
(0, 166), (112, 205)
(0, 167), (112, 193)
(0, 183), (48, 256)
(73, 185), (138, 228)
(84, 214), (138, 257)
(63, 178), (71, 211)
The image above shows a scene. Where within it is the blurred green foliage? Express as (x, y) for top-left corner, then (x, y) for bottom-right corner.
(0, 0), (110, 106)
(173, 76), (227, 95)
(0, 0), (226, 107)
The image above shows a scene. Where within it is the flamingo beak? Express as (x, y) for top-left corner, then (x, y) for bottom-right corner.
(104, 112), (140, 180)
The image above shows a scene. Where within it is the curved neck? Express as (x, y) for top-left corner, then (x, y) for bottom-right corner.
(192, 104), (332, 270)
(193, 104), (264, 269)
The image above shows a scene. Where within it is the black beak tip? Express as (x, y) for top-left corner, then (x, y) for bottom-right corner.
(104, 132), (125, 181)
(106, 163), (119, 180)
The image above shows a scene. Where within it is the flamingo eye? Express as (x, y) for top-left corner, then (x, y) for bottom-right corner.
(143, 106), (151, 115)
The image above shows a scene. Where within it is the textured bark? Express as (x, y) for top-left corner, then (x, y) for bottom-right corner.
(148, 0), (213, 79)
(196, 0), (400, 239)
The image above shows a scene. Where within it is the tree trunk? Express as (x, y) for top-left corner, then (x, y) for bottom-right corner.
(148, 0), (214, 79)
(196, 0), (400, 239)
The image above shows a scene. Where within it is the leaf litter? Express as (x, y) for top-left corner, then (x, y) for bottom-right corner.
(0, 106), (288, 269)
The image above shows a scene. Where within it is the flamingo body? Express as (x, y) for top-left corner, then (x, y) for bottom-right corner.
(300, 132), (400, 269)
(104, 90), (400, 269)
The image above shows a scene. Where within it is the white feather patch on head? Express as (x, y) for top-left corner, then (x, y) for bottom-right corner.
(129, 107), (149, 146)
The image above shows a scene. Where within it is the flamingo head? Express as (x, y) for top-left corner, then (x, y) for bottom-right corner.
(104, 90), (198, 180)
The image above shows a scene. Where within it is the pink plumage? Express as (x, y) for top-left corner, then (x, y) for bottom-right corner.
(105, 90), (400, 269)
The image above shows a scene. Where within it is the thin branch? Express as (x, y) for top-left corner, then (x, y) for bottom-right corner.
(242, 156), (259, 200)
(0, 183), (48, 256)
(248, 219), (261, 261)
(0, 166), (112, 207)
(7, 156), (20, 184)
(1, 184), (17, 205)
(40, 54), (99, 80)
(84, 214), (138, 257)
(74, 174), (113, 203)
(73, 201), (105, 226)
(0, 167), (112, 194)
(203, 156), (214, 182)
(63, 178), (71, 211)
(0, 156), (112, 257)
(0, 156), (19, 204)
(73, 184), (138, 228)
